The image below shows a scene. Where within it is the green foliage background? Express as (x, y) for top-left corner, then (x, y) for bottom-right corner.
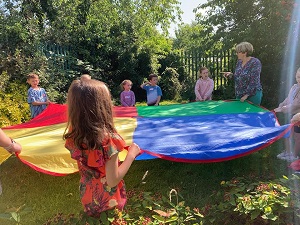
(1, 0), (299, 122)
(1, 1), (300, 224)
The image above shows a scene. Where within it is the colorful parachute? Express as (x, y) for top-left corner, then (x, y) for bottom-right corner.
(0, 101), (292, 176)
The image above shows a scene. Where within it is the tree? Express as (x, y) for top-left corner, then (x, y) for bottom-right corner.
(0, 0), (183, 104)
(194, 0), (298, 107)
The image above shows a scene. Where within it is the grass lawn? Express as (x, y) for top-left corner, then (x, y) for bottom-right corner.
(0, 138), (294, 224)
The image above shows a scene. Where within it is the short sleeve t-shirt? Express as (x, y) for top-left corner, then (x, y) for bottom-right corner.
(27, 87), (48, 118)
(143, 85), (162, 105)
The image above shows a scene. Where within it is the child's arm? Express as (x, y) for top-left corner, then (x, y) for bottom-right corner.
(105, 143), (140, 187)
(140, 81), (150, 88)
(275, 85), (296, 112)
(155, 86), (162, 105)
(131, 91), (136, 106)
(155, 96), (161, 106)
(31, 101), (50, 106)
(194, 80), (203, 101)
(204, 79), (214, 100)
(0, 129), (22, 154)
(120, 92), (129, 106)
(29, 88), (51, 105)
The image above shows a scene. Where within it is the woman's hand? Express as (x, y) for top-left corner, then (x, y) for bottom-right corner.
(222, 72), (232, 78)
(240, 95), (249, 102)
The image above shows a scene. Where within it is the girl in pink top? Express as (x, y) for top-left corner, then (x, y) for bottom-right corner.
(194, 67), (214, 101)
(120, 80), (135, 106)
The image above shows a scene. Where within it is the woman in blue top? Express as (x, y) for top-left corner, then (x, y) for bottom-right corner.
(223, 42), (263, 105)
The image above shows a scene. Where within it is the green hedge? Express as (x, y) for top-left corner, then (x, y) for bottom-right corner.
(0, 82), (30, 127)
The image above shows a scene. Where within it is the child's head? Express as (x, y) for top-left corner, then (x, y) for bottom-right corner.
(65, 79), (115, 149)
(27, 73), (40, 88)
(198, 67), (209, 80)
(147, 74), (158, 86)
(80, 74), (91, 81)
(296, 67), (300, 84)
(121, 80), (132, 91)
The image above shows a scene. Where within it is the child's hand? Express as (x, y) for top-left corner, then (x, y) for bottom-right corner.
(128, 143), (141, 158)
(291, 113), (300, 123)
(274, 107), (281, 112)
(274, 106), (286, 112)
(12, 142), (22, 154)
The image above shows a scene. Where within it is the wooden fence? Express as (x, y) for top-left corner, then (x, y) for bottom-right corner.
(180, 49), (236, 90)
(40, 44), (236, 94)
(41, 43), (72, 70)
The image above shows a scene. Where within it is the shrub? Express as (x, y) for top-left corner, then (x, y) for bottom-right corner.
(43, 189), (204, 225)
(201, 175), (300, 224)
(159, 67), (182, 101)
(180, 75), (195, 102)
(0, 76), (30, 127)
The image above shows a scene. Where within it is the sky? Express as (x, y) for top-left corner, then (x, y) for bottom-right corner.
(169, 0), (207, 36)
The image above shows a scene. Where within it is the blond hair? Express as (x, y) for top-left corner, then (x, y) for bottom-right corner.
(63, 79), (115, 150)
(27, 73), (39, 80)
(235, 42), (254, 56)
(120, 79), (132, 90)
(198, 66), (208, 74)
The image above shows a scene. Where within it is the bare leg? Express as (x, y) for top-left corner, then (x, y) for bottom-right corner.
(284, 137), (292, 153)
(277, 131), (294, 159)
(294, 132), (300, 157)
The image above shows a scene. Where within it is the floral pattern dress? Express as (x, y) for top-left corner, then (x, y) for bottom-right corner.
(65, 133), (127, 217)
(234, 57), (262, 98)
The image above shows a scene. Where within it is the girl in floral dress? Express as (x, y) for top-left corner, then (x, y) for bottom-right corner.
(63, 79), (141, 217)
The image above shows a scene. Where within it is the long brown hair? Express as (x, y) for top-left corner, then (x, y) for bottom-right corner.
(63, 79), (115, 150)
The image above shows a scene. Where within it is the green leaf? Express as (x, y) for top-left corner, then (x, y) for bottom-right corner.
(10, 212), (20, 222)
(250, 209), (260, 220)
(152, 215), (166, 221)
(100, 212), (108, 224)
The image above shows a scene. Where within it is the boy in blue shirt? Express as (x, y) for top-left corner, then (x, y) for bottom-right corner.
(27, 73), (50, 118)
(140, 74), (162, 106)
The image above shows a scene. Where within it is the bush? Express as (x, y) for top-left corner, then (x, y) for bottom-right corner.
(0, 78), (30, 127)
(159, 67), (182, 101)
(43, 189), (204, 225)
(180, 75), (195, 102)
(201, 175), (300, 224)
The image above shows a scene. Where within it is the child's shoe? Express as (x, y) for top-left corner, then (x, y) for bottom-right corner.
(277, 151), (293, 159)
(284, 155), (299, 162)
